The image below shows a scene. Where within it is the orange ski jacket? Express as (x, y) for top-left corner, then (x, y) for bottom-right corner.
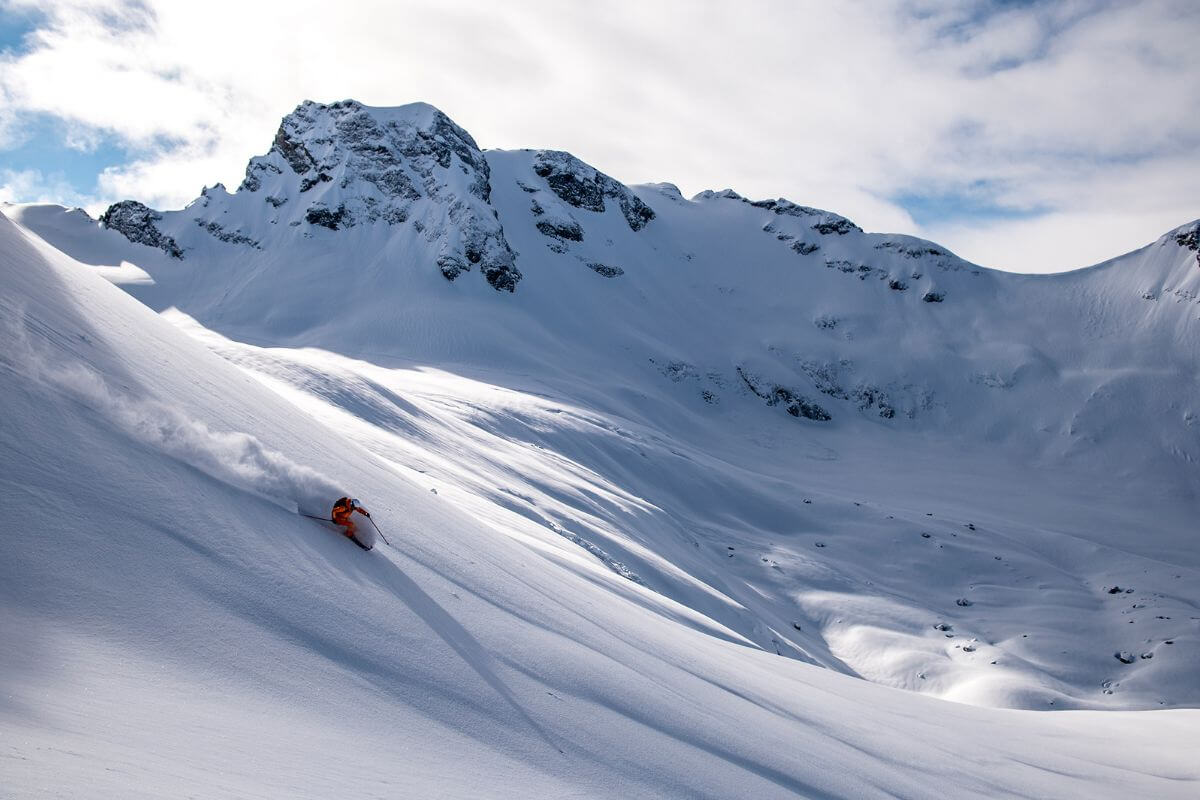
(331, 496), (369, 525)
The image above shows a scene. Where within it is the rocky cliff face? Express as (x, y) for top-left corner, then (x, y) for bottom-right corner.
(96, 101), (667, 297)
(531, 150), (655, 232)
(103, 100), (525, 292)
(247, 100), (521, 291)
(98, 200), (183, 259)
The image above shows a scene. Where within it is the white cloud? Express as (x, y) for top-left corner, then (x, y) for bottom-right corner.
(924, 210), (1185, 275)
(1, 0), (1197, 272)
(0, 167), (92, 207)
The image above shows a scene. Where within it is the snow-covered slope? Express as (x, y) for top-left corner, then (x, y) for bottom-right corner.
(3, 98), (1199, 796)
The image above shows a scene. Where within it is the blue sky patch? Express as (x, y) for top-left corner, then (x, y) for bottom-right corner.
(0, 4), (43, 55)
(1, 113), (133, 201)
(893, 187), (1048, 228)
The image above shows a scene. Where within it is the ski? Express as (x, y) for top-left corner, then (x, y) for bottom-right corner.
(300, 513), (373, 551)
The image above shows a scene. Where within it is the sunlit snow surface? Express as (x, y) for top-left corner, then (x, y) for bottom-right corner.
(2, 116), (1199, 799)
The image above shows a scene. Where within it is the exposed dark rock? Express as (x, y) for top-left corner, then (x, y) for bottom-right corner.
(852, 385), (896, 419)
(792, 241), (820, 255)
(1175, 223), (1200, 267)
(1115, 651), (1135, 664)
(727, 193), (862, 241)
(238, 159), (281, 192)
(814, 315), (839, 330)
(587, 262), (624, 278)
(437, 253), (469, 282)
(813, 218), (858, 235)
(825, 259), (876, 279)
(791, 359), (901, 421)
(273, 122), (319, 175)
(482, 261), (521, 292)
(888, 279), (908, 291)
(799, 360), (849, 400)
(693, 189), (733, 202)
(1175, 225), (1199, 251)
(749, 198), (862, 235)
(305, 204), (350, 230)
(299, 172), (332, 192)
(195, 219), (260, 248)
(737, 367), (831, 421)
(532, 150), (656, 231)
(536, 219), (584, 242)
(876, 241), (946, 258)
(99, 200), (183, 258)
(922, 291), (945, 303)
(242, 100), (522, 292)
(240, 172), (262, 192)
(534, 153), (603, 211)
(265, 195), (288, 208)
(751, 198), (824, 218)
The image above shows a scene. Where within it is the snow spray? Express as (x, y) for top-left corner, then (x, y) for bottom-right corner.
(7, 311), (342, 515)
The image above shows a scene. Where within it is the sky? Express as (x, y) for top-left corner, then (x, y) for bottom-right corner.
(1, 0), (1197, 273)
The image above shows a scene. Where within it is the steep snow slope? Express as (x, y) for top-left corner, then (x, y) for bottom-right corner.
(3, 97), (1199, 794)
(4, 201), (1200, 797)
(7, 98), (1197, 716)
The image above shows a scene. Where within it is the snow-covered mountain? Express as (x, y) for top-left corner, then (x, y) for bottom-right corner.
(3, 100), (1198, 797)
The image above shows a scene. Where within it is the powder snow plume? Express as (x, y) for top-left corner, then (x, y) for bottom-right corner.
(6, 309), (342, 516)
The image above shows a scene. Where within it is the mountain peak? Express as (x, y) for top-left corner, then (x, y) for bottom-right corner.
(230, 98), (523, 291)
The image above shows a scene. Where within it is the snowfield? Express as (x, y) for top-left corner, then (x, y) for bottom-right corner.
(2, 99), (1198, 798)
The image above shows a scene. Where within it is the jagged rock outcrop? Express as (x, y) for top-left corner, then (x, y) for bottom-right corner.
(792, 359), (901, 420)
(99, 201), (183, 259)
(737, 366), (831, 421)
(536, 218), (584, 242)
(304, 204), (350, 230)
(195, 219), (260, 249)
(100, 101), (525, 291)
(1176, 223), (1200, 267)
(587, 262), (624, 277)
(532, 150), (655, 232)
(239, 100), (522, 291)
(697, 189), (861, 237)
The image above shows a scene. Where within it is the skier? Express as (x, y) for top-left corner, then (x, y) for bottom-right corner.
(331, 496), (371, 542)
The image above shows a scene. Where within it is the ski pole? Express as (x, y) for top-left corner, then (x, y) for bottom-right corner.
(368, 516), (391, 547)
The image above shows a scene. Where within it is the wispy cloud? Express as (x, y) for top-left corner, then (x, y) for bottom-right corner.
(0, 0), (1197, 272)
(0, 167), (93, 208)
